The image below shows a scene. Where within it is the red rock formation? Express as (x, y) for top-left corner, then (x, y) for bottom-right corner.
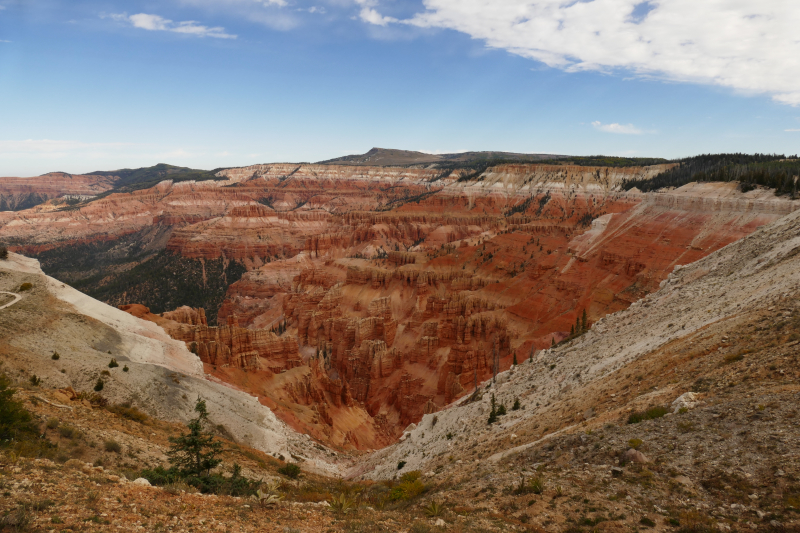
(0, 172), (117, 211)
(8, 162), (800, 449)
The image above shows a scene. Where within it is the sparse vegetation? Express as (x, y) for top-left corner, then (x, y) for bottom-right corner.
(93, 379), (104, 392)
(104, 439), (122, 453)
(108, 358), (119, 368)
(278, 463), (301, 479)
(0, 245), (7, 260)
(628, 405), (669, 424)
(18, 282), (33, 292)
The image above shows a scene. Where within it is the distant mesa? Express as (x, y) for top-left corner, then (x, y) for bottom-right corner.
(316, 147), (566, 166)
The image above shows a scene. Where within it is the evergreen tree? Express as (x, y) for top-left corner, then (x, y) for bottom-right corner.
(487, 394), (497, 424)
(581, 309), (587, 332)
(529, 345), (534, 363)
(551, 337), (555, 348)
(512, 397), (521, 411)
(168, 398), (223, 477)
(0, 374), (37, 442)
(497, 402), (507, 416)
(570, 325), (574, 337)
(513, 352), (518, 366)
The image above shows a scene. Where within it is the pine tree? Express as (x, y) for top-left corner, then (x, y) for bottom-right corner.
(570, 325), (574, 337)
(497, 403), (507, 416)
(513, 352), (518, 366)
(487, 394), (497, 424)
(512, 397), (521, 411)
(168, 398), (223, 477)
(551, 337), (555, 348)
(581, 309), (588, 332)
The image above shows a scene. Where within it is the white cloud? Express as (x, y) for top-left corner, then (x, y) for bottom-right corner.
(359, 7), (397, 26)
(0, 40), (10, 43)
(786, 129), (800, 132)
(359, 0), (800, 106)
(591, 121), (643, 135)
(111, 12), (237, 39)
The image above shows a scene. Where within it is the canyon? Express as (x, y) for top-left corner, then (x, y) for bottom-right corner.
(1, 157), (797, 451)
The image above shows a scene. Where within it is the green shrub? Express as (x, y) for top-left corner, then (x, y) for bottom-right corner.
(628, 438), (643, 449)
(278, 463), (301, 479)
(628, 405), (669, 424)
(0, 246), (7, 260)
(0, 374), (39, 444)
(29, 375), (42, 387)
(397, 460), (407, 470)
(108, 359), (119, 369)
(51, 352), (60, 361)
(19, 282), (33, 292)
(640, 516), (656, 527)
(512, 397), (521, 411)
(389, 471), (425, 501)
(122, 365), (129, 372)
(94, 379), (104, 392)
(58, 424), (79, 439)
(46, 418), (60, 430)
(104, 439), (122, 453)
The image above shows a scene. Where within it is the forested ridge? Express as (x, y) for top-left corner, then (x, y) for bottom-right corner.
(622, 153), (800, 196)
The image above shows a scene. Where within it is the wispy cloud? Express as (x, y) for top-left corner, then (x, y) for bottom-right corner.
(0, 40), (11, 43)
(591, 121), (644, 135)
(786, 129), (800, 132)
(357, 0), (800, 107)
(108, 13), (237, 39)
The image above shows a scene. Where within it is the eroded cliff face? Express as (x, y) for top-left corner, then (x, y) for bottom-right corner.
(4, 162), (798, 450)
(0, 172), (117, 211)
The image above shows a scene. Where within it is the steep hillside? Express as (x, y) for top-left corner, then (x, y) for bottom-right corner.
(0, 252), (340, 475)
(351, 205), (800, 531)
(0, 172), (117, 211)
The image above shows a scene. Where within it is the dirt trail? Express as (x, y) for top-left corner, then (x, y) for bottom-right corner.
(0, 290), (21, 311)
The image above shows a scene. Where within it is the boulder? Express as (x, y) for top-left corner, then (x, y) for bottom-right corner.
(622, 448), (649, 464)
(671, 392), (702, 413)
(133, 478), (152, 486)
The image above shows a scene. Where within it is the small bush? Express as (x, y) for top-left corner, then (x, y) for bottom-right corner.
(58, 425), (79, 439)
(512, 397), (521, 410)
(51, 352), (60, 361)
(389, 471), (425, 501)
(0, 246), (7, 260)
(628, 438), (643, 449)
(108, 359), (119, 369)
(640, 516), (656, 527)
(122, 365), (129, 372)
(397, 460), (407, 470)
(628, 405), (669, 424)
(107, 403), (148, 424)
(104, 439), (122, 453)
(18, 282), (33, 292)
(46, 418), (60, 430)
(94, 379), (104, 392)
(29, 375), (42, 387)
(278, 463), (301, 479)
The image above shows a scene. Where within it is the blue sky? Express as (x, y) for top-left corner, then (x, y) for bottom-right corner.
(0, 0), (798, 175)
